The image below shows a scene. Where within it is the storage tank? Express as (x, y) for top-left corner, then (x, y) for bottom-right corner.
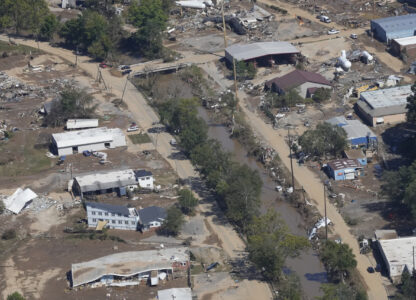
(361, 51), (373, 63)
(338, 50), (351, 71)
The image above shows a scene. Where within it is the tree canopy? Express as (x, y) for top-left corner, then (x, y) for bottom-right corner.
(318, 283), (367, 300)
(44, 87), (97, 127)
(160, 206), (184, 236)
(320, 240), (357, 280)
(299, 122), (347, 158)
(312, 88), (332, 103)
(7, 292), (25, 300)
(178, 189), (198, 214)
(406, 82), (416, 124)
(247, 210), (309, 281)
(128, 0), (168, 58)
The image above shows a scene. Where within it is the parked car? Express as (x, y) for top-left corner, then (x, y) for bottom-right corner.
(122, 69), (132, 76)
(350, 33), (358, 39)
(275, 185), (283, 192)
(127, 123), (139, 132)
(120, 65), (131, 70)
(320, 16), (331, 23)
(327, 29), (340, 35)
(99, 62), (108, 68)
(367, 267), (375, 273)
(170, 138), (177, 146)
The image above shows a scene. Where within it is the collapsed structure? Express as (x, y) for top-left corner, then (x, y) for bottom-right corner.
(52, 127), (126, 156)
(225, 41), (300, 66)
(265, 70), (331, 98)
(356, 85), (411, 126)
(71, 248), (190, 287)
(3, 188), (38, 214)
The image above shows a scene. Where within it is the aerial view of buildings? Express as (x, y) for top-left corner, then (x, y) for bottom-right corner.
(1, 1), (416, 300)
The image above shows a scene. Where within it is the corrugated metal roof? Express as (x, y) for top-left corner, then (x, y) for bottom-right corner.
(327, 159), (360, 171)
(372, 14), (416, 33)
(326, 116), (348, 126)
(66, 119), (99, 130)
(265, 70), (331, 91)
(360, 85), (411, 109)
(3, 188), (37, 214)
(343, 120), (377, 140)
(226, 41), (299, 61)
(71, 248), (189, 287)
(86, 201), (131, 216)
(138, 206), (166, 225)
(75, 169), (137, 193)
(52, 127), (124, 148)
(393, 35), (416, 46)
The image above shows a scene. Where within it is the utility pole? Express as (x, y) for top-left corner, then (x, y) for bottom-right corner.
(233, 59), (238, 101)
(288, 127), (295, 189)
(75, 46), (78, 67)
(324, 182), (328, 241)
(121, 75), (129, 102)
(221, 1), (227, 48)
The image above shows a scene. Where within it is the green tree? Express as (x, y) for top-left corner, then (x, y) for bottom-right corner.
(87, 35), (112, 60)
(299, 122), (347, 158)
(178, 189), (198, 214)
(222, 164), (262, 231)
(128, 0), (168, 58)
(7, 292), (25, 300)
(406, 82), (416, 124)
(312, 88), (332, 103)
(44, 87), (97, 127)
(39, 14), (59, 41)
(160, 206), (184, 236)
(247, 210), (309, 281)
(318, 284), (356, 300)
(179, 117), (207, 154)
(320, 240), (357, 280)
(59, 17), (84, 48)
(398, 268), (416, 299)
(235, 61), (257, 81)
(0, 199), (4, 214)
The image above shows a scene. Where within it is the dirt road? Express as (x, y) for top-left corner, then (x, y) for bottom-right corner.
(0, 35), (272, 300)
(236, 91), (388, 300)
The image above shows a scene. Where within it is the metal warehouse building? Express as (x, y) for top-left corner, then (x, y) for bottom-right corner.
(326, 116), (377, 147)
(371, 14), (416, 43)
(52, 127), (126, 156)
(356, 85), (411, 126)
(225, 41), (300, 66)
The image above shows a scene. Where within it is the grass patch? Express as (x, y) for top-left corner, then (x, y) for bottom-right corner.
(0, 133), (54, 177)
(128, 133), (151, 144)
(190, 263), (205, 275)
(0, 40), (43, 55)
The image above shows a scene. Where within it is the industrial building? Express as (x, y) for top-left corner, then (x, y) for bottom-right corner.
(326, 116), (377, 147)
(225, 41), (300, 66)
(265, 70), (331, 98)
(66, 119), (99, 130)
(71, 247), (190, 287)
(356, 85), (411, 126)
(371, 14), (416, 43)
(326, 159), (363, 181)
(377, 236), (416, 283)
(391, 36), (416, 59)
(86, 202), (140, 230)
(52, 127), (126, 156)
(72, 169), (138, 198)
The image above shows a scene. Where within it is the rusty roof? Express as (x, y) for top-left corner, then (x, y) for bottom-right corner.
(265, 70), (331, 91)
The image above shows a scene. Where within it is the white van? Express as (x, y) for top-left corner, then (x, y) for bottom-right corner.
(320, 16), (331, 23)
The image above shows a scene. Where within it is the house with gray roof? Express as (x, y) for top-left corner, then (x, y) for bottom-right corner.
(355, 85), (411, 126)
(138, 206), (167, 231)
(225, 41), (300, 66)
(371, 14), (416, 43)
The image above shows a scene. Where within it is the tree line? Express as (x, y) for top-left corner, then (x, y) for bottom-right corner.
(156, 97), (309, 285)
(0, 0), (172, 61)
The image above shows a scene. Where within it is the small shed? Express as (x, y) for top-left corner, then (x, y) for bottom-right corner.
(327, 159), (363, 181)
(344, 149), (367, 166)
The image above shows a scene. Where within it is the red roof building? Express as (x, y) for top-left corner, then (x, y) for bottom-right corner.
(265, 70), (332, 98)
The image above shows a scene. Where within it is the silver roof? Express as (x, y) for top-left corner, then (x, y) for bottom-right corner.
(342, 120), (377, 140)
(360, 85), (411, 109)
(225, 42), (299, 61)
(378, 237), (416, 278)
(372, 14), (416, 33)
(52, 127), (124, 148)
(71, 248), (189, 287)
(74, 169), (137, 193)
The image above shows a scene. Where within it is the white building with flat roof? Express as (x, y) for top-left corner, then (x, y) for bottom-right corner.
(66, 119), (99, 130)
(378, 236), (416, 283)
(52, 127), (126, 156)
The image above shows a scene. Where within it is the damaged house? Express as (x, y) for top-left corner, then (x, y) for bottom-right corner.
(70, 247), (190, 288)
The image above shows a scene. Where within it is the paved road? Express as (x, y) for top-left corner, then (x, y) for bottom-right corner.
(0, 35), (273, 300)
